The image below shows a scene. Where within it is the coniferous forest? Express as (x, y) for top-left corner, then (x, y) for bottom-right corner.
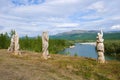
(0, 31), (120, 55)
(0, 31), (72, 54)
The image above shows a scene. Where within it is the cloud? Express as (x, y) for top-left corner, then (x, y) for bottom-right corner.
(55, 23), (79, 28)
(0, 0), (120, 36)
(88, 1), (105, 12)
(8, 0), (82, 18)
(0, 25), (4, 30)
(111, 25), (120, 30)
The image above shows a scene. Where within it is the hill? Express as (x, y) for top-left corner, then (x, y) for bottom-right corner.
(0, 49), (120, 80)
(51, 30), (120, 40)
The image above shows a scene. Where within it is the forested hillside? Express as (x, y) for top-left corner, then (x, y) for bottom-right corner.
(51, 30), (120, 40)
(0, 30), (120, 55)
(0, 32), (72, 54)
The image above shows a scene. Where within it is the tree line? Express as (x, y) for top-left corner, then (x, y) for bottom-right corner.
(0, 31), (71, 54)
(104, 40), (120, 55)
(0, 31), (120, 55)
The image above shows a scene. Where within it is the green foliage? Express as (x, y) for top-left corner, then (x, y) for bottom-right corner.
(49, 39), (70, 53)
(51, 33), (97, 40)
(9, 29), (15, 38)
(0, 32), (70, 54)
(51, 32), (120, 40)
(104, 33), (120, 40)
(74, 53), (78, 56)
(0, 32), (10, 49)
(65, 52), (70, 55)
(19, 35), (41, 52)
(104, 40), (120, 55)
(20, 37), (70, 53)
(0, 30), (16, 49)
(1, 31), (120, 55)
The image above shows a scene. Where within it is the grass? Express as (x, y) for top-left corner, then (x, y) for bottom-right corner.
(0, 49), (120, 80)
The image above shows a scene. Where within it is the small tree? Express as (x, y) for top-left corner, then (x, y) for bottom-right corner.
(9, 30), (15, 38)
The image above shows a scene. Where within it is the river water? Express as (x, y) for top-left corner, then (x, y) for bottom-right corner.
(60, 43), (120, 61)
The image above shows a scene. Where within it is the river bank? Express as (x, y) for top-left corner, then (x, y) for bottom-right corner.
(61, 43), (120, 61)
(79, 42), (96, 46)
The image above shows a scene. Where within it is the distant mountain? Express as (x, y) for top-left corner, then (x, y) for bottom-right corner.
(105, 30), (120, 33)
(50, 30), (120, 40)
(56, 30), (99, 36)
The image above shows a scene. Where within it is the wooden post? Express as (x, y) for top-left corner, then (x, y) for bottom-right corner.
(42, 32), (50, 59)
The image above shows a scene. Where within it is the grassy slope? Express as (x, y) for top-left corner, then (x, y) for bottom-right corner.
(0, 49), (120, 80)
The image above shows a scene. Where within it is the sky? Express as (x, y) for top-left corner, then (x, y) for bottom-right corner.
(0, 0), (120, 36)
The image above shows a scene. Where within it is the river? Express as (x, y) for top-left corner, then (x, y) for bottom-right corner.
(60, 43), (120, 61)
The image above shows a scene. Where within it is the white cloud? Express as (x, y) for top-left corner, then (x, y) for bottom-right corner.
(8, 0), (81, 18)
(88, 1), (105, 12)
(111, 25), (120, 30)
(55, 23), (79, 28)
(0, 0), (120, 36)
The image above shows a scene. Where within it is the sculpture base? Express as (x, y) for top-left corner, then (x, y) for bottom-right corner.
(97, 51), (105, 63)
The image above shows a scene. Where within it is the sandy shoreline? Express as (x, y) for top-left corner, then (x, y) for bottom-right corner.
(79, 42), (96, 45)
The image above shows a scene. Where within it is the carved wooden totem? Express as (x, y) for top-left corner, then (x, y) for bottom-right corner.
(42, 32), (50, 59)
(96, 30), (105, 63)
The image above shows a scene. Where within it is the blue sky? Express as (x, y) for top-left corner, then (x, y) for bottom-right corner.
(0, 0), (120, 36)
